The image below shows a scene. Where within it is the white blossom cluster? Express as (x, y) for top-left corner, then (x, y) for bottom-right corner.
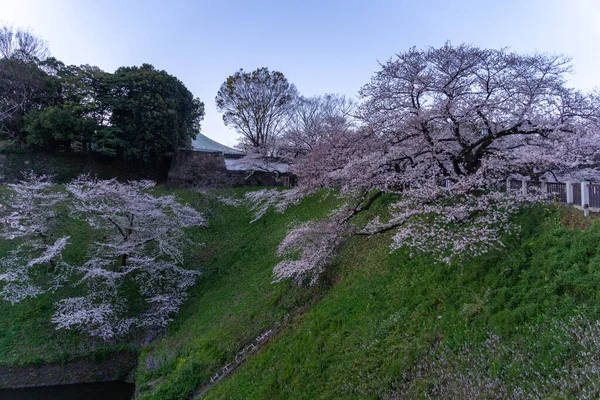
(274, 218), (350, 285)
(245, 187), (307, 222)
(0, 172), (70, 304)
(0, 174), (206, 340)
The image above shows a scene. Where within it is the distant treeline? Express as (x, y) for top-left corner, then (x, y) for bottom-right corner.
(0, 25), (204, 165)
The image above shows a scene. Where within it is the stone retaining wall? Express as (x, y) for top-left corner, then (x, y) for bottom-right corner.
(0, 149), (293, 188)
(0, 351), (137, 389)
(166, 150), (293, 188)
(0, 151), (169, 184)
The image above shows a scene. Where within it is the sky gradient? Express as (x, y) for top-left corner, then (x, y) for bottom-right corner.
(1, 0), (599, 147)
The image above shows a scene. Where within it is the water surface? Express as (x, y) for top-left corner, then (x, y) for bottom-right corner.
(0, 381), (134, 400)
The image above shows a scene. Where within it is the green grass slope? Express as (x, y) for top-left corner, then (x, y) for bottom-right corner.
(134, 189), (340, 399)
(198, 201), (600, 399)
(3, 186), (600, 398)
(135, 190), (600, 399)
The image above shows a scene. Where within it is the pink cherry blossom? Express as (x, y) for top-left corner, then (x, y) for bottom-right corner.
(248, 43), (600, 284)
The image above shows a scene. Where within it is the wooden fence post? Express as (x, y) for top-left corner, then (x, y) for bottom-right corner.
(521, 179), (527, 196)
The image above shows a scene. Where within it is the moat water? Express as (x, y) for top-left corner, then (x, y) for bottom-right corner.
(0, 381), (134, 400)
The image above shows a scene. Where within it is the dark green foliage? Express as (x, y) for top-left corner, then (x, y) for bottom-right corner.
(2, 48), (205, 166)
(23, 106), (96, 151)
(91, 127), (125, 157)
(14, 60), (109, 152)
(0, 56), (57, 145)
(100, 64), (205, 163)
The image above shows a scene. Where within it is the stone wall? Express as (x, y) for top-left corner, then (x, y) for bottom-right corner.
(166, 150), (228, 188)
(0, 151), (170, 184)
(0, 149), (294, 188)
(0, 351), (136, 389)
(166, 150), (295, 188)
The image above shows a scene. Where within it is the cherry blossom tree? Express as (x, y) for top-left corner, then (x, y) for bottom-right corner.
(230, 94), (357, 183)
(248, 43), (600, 284)
(53, 176), (206, 339)
(279, 94), (356, 158)
(0, 172), (69, 303)
(0, 174), (206, 340)
(228, 144), (291, 174)
(273, 217), (351, 285)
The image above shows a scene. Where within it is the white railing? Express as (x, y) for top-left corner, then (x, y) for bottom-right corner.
(506, 177), (598, 215)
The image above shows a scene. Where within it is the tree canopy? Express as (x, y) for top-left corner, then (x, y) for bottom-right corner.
(216, 67), (298, 148)
(0, 174), (205, 339)
(101, 64), (204, 162)
(279, 93), (356, 158)
(247, 43), (600, 284)
(0, 55), (56, 145)
(0, 25), (205, 165)
(0, 25), (49, 61)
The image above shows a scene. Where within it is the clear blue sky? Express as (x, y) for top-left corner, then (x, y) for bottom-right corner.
(2, 0), (599, 147)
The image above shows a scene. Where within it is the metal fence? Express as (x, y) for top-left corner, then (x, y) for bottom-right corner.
(547, 182), (567, 203)
(590, 184), (600, 208)
(509, 179), (600, 209)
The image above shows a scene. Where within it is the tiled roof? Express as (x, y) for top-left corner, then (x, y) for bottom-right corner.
(192, 133), (244, 156)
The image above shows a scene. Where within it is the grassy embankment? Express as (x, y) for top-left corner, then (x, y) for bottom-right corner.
(201, 202), (600, 399)
(136, 190), (600, 399)
(3, 186), (600, 398)
(0, 187), (338, 394)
